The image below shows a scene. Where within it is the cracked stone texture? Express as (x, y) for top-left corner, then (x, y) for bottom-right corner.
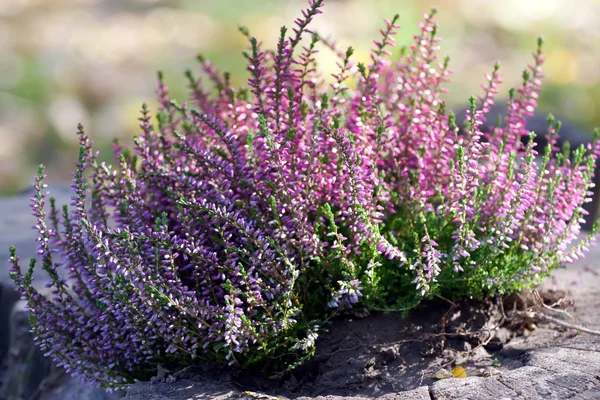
(123, 380), (432, 400)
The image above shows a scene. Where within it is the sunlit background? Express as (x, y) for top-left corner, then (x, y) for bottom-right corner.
(1, 0), (600, 194)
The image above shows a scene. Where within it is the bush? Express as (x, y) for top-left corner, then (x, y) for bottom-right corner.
(9, 0), (599, 389)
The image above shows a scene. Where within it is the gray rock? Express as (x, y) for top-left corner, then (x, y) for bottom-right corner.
(123, 383), (432, 400)
(38, 373), (124, 400)
(123, 379), (240, 400)
(295, 386), (431, 400)
(0, 299), (53, 400)
(429, 344), (600, 399)
(0, 281), (20, 359)
(574, 386), (600, 399)
(494, 327), (512, 344)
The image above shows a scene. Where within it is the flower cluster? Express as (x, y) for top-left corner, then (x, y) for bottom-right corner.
(9, 1), (599, 388)
(363, 16), (600, 304)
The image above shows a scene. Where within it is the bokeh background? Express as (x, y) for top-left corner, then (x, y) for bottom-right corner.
(1, 0), (600, 194)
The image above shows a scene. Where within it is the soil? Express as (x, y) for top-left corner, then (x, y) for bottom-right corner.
(175, 290), (572, 399)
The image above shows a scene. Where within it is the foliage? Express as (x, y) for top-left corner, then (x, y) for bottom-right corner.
(9, 1), (599, 389)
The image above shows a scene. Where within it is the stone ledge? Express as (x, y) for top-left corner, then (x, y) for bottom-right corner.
(430, 344), (600, 400)
(122, 381), (432, 400)
(121, 341), (600, 400)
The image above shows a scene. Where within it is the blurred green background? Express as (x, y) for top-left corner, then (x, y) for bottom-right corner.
(1, 0), (600, 194)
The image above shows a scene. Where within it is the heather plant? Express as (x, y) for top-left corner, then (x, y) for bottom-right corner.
(352, 14), (600, 308)
(8, 0), (600, 390)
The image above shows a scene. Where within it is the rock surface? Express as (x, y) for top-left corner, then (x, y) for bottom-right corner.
(37, 372), (124, 400)
(0, 277), (20, 361)
(123, 380), (432, 400)
(430, 344), (600, 399)
(0, 299), (53, 400)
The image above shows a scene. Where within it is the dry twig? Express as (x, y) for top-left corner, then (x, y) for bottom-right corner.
(506, 289), (600, 337)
